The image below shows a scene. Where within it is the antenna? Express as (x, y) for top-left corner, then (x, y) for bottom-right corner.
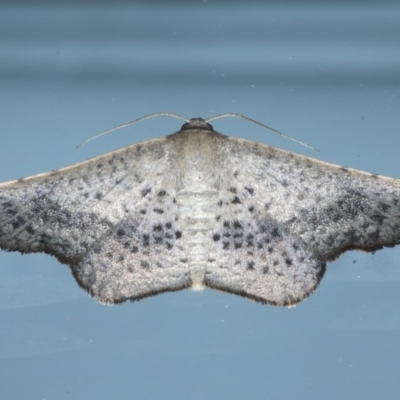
(77, 113), (189, 148)
(207, 113), (318, 152)
(77, 112), (318, 152)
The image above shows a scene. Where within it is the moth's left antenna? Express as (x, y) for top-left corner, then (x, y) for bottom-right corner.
(77, 113), (189, 148)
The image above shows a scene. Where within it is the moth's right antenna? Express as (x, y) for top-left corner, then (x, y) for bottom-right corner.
(207, 113), (319, 152)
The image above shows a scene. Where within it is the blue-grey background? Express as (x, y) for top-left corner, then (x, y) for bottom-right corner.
(1, 1), (400, 399)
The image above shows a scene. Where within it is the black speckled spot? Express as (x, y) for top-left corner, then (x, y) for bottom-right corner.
(153, 208), (164, 214)
(233, 220), (242, 229)
(140, 209), (146, 214)
(379, 202), (390, 212)
(370, 213), (385, 225)
(271, 227), (280, 238)
(213, 233), (221, 241)
(246, 234), (254, 247)
(285, 258), (293, 267)
(12, 216), (25, 230)
(142, 234), (150, 247)
(26, 225), (35, 234)
(247, 261), (255, 270)
(175, 231), (182, 239)
(232, 196), (241, 204)
(166, 242), (173, 250)
(153, 224), (162, 232)
(158, 190), (166, 197)
(223, 241), (229, 249)
(248, 206), (254, 213)
(141, 187), (151, 197)
(154, 236), (163, 244)
(140, 260), (150, 269)
(230, 188), (237, 193)
(6, 209), (18, 218)
(116, 228), (126, 237)
(245, 186), (254, 195)
(217, 200), (223, 207)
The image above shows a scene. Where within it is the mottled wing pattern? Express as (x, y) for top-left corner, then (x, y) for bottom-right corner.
(0, 138), (190, 304)
(206, 137), (400, 306)
(2, 118), (400, 307)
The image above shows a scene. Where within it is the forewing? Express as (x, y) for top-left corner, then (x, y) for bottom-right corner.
(0, 139), (190, 304)
(206, 137), (400, 306)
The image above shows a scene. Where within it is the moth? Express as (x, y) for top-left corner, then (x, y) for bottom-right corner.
(1, 115), (399, 306)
